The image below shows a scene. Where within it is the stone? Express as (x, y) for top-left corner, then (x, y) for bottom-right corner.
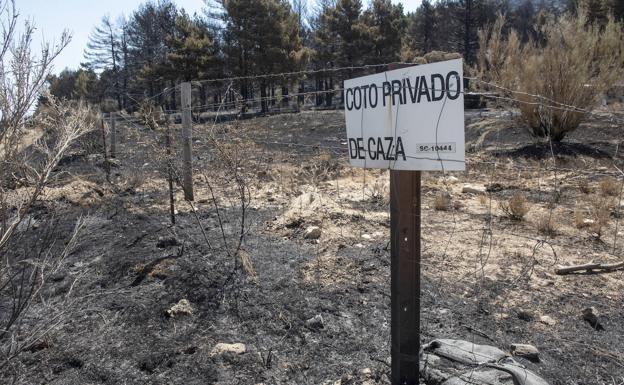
(517, 309), (534, 322)
(539, 315), (556, 326)
(305, 314), (324, 330)
(166, 299), (193, 317)
(157, 236), (179, 248)
(304, 226), (322, 240)
(582, 307), (605, 331)
(510, 343), (540, 362)
(211, 343), (246, 356)
(462, 184), (487, 195)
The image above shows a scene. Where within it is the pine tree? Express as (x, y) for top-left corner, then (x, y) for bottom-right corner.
(220, 0), (303, 111)
(363, 0), (406, 64)
(147, 12), (217, 110)
(83, 16), (122, 108)
(581, 0), (608, 25)
(607, 0), (624, 20)
(126, 1), (178, 101)
(404, 0), (437, 58)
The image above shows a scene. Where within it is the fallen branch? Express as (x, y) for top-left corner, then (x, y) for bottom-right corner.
(555, 260), (624, 275)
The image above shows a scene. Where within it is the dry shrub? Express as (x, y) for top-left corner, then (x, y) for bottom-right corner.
(500, 192), (529, 220)
(477, 11), (624, 141)
(578, 178), (592, 194)
(367, 178), (388, 204)
(297, 151), (340, 183)
(434, 191), (452, 211)
(536, 212), (558, 235)
(599, 177), (620, 197)
(574, 208), (588, 229)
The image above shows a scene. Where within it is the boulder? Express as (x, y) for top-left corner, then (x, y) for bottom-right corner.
(461, 184), (486, 195)
(166, 299), (193, 317)
(510, 343), (540, 362)
(211, 342), (246, 356)
(304, 226), (322, 240)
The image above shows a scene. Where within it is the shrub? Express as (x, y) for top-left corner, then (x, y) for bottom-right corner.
(599, 177), (620, 197)
(476, 11), (624, 141)
(500, 192), (529, 220)
(434, 191), (452, 211)
(536, 212), (558, 235)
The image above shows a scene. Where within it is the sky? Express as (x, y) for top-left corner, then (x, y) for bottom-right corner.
(19, 0), (420, 75)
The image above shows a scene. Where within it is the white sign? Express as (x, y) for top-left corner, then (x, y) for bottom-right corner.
(344, 59), (465, 171)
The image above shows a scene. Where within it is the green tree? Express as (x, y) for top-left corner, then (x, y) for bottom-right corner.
(47, 69), (98, 102)
(403, 0), (437, 59)
(126, 1), (178, 102)
(220, 0), (303, 111)
(363, 0), (406, 64)
(163, 12), (218, 109)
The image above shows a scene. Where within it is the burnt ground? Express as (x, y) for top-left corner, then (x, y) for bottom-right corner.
(1, 107), (624, 384)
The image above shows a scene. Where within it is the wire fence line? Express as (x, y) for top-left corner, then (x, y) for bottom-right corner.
(87, 63), (624, 382)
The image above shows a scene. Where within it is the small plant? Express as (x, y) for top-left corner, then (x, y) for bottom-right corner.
(599, 177), (619, 197)
(588, 198), (612, 238)
(536, 212), (558, 236)
(500, 192), (529, 220)
(434, 192), (452, 211)
(578, 178), (592, 194)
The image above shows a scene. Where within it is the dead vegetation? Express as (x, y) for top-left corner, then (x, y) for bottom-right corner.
(499, 192), (529, 220)
(476, 10), (624, 141)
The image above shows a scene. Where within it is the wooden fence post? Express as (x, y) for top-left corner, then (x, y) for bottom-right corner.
(100, 113), (110, 181)
(181, 82), (194, 201)
(388, 63), (421, 385)
(109, 112), (116, 158)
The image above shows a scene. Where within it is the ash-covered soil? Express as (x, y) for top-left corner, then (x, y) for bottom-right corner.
(2, 108), (623, 384)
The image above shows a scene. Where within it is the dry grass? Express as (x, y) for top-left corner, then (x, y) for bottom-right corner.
(477, 11), (624, 141)
(578, 178), (592, 194)
(499, 192), (529, 220)
(434, 192), (452, 211)
(599, 177), (620, 197)
(536, 212), (558, 236)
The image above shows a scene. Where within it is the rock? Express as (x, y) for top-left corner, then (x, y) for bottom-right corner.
(361, 368), (372, 378)
(461, 184), (486, 195)
(304, 226), (322, 239)
(361, 234), (371, 240)
(447, 176), (459, 184)
(305, 314), (324, 330)
(157, 236), (179, 248)
(582, 307), (605, 331)
(50, 272), (66, 282)
(510, 343), (540, 362)
(166, 299), (193, 317)
(539, 315), (556, 326)
(517, 309), (534, 322)
(486, 182), (504, 192)
(211, 342), (246, 356)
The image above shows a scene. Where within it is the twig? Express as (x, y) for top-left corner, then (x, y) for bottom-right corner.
(555, 260), (624, 275)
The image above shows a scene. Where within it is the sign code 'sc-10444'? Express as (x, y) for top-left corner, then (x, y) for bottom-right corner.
(343, 59), (465, 171)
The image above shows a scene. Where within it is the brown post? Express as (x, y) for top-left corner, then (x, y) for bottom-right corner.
(100, 114), (110, 182)
(388, 63), (421, 385)
(109, 112), (116, 158)
(181, 82), (194, 201)
(165, 119), (176, 225)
